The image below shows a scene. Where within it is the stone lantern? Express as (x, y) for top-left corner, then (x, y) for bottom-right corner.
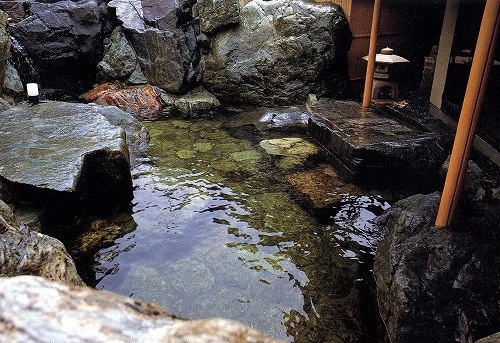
(363, 47), (409, 100)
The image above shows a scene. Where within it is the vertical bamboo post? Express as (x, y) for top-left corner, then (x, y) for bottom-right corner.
(435, 0), (500, 228)
(362, 0), (382, 108)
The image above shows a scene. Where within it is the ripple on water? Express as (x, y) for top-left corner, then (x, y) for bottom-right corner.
(89, 112), (393, 342)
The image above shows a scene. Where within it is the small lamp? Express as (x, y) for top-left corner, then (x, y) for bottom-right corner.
(26, 83), (39, 106)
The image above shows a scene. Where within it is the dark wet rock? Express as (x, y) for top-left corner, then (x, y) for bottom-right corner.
(193, 0), (240, 34)
(8, 0), (104, 97)
(108, 0), (202, 93)
(0, 2), (26, 24)
(0, 101), (135, 214)
(258, 106), (309, 130)
(128, 27), (199, 93)
(4, 60), (24, 96)
(97, 26), (137, 80)
(85, 82), (164, 120)
(203, 0), (352, 106)
(90, 102), (150, 168)
(373, 192), (500, 343)
(0, 10), (10, 96)
(69, 219), (122, 256)
(308, 99), (454, 189)
(0, 200), (84, 286)
(0, 275), (284, 343)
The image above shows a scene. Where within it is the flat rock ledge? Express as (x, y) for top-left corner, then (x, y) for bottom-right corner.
(307, 99), (453, 189)
(373, 192), (500, 343)
(0, 101), (143, 213)
(0, 275), (284, 343)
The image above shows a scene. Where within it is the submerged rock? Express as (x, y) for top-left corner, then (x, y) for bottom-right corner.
(0, 275), (284, 343)
(203, 0), (352, 106)
(285, 165), (361, 208)
(0, 200), (84, 286)
(0, 102), (136, 214)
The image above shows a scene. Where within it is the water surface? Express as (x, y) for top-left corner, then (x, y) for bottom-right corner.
(93, 106), (391, 342)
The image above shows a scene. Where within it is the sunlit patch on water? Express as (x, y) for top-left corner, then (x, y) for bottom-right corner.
(91, 108), (392, 342)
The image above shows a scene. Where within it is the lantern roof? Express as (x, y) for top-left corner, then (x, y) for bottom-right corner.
(363, 47), (409, 64)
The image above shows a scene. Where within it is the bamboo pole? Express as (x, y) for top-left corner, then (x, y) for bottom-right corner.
(435, 0), (500, 228)
(362, 0), (382, 108)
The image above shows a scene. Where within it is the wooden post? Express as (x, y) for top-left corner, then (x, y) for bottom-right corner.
(362, 0), (382, 108)
(435, 0), (500, 228)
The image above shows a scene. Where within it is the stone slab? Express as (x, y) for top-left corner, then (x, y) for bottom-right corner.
(0, 102), (126, 191)
(307, 99), (453, 187)
(0, 101), (134, 213)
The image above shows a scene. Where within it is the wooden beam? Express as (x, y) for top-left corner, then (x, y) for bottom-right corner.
(435, 0), (500, 228)
(430, 0), (460, 108)
(362, 0), (382, 108)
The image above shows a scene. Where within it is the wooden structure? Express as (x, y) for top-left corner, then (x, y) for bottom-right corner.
(326, 0), (433, 93)
(434, 0), (499, 227)
(325, 0), (500, 227)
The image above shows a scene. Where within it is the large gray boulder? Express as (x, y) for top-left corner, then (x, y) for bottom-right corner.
(203, 0), (352, 106)
(108, 0), (202, 93)
(0, 102), (137, 214)
(7, 0), (104, 97)
(0, 200), (84, 286)
(373, 192), (500, 343)
(0, 275), (284, 343)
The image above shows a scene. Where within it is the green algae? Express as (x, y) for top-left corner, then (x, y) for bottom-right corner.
(93, 108), (391, 343)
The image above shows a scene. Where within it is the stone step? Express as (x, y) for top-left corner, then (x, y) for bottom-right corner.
(307, 99), (454, 189)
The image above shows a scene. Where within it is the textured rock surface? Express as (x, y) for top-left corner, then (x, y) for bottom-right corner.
(98, 26), (137, 80)
(0, 201), (84, 286)
(108, 0), (201, 93)
(285, 165), (361, 208)
(373, 192), (500, 343)
(308, 99), (453, 188)
(87, 82), (220, 118)
(0, 275), (284, 343)
(193, 0), (240, 34)
(8, 0), (104, 96)
(86, 82), (164, 120)
(0, 10), (10, 95)
(0, 102), (135, 213)
(203, 0), (352, 106)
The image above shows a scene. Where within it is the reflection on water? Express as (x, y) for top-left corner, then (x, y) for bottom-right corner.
(92, 107), (390, 342)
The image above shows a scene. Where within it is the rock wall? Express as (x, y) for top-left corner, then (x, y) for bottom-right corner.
(0, 10), (10, 96)
(6, 0), (105, 98)
(0, 0), (352, 108)
(373, 192), (500, 343)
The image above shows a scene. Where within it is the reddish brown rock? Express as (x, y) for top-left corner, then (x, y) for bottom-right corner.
(285, 165), (361, 208)
(86, 82), (164, 120)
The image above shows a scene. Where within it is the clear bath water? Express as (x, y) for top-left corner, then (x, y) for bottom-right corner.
(91, 106), (391, 342)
